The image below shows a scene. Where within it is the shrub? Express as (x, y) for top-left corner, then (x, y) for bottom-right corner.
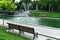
(31, 10), (40, 17)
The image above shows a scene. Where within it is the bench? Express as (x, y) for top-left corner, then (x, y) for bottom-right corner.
(7, 23), (38, 40)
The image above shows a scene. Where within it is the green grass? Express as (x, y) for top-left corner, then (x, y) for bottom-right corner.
(31, 10), (60, 18)
(42, 12), (60, 18)
(0, 27), (30, 40)
(31, 10), (40, 17)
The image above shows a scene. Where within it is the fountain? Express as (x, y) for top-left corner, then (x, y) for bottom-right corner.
(21, 2), (32, 11)
(15, 2), (32, 16)
(13, 0), (32, 16)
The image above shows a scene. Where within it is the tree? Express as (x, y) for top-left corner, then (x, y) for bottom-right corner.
(32, 0), (40, 10)
(38, 0), (59, 12)
(56, 0), (60, 12)
(0, 0), (17, 12)
(38, 0), (48, 10)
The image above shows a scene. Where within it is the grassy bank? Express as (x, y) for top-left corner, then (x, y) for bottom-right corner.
(31, 10), (60, 18)
(41, 12), (60, 18)
(0, 26), (30, 40)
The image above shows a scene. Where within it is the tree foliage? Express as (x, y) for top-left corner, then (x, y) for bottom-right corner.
(0, 0), (17, 11)
(16, 0), (60, 12)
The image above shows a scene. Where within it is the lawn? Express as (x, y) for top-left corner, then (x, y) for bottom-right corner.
(0, 26), (30, 40)
(42, 12), (60, 18)
(31, 10), (60, 18)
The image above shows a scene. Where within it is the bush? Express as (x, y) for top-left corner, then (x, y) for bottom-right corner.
(31, 10), (40, 17)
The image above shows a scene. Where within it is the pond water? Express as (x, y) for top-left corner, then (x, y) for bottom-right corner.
(0, 16), (60, 28)
(5, 16), (60, 28)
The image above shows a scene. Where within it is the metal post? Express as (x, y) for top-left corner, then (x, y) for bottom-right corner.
(3, 13), (4, 27)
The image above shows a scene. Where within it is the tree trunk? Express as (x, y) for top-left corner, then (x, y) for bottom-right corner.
(52, 7), (53, 12)
(36, 4), (38, 10)
(49, 4), (50, 12)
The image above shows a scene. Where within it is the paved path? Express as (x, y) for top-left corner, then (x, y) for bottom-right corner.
(0, 19), (60, 40)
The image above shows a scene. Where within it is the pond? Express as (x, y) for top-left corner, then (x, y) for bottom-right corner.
(0, 16), (60, 28)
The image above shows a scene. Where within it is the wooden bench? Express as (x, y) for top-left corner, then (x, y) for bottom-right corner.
(7, 23), (38, 40)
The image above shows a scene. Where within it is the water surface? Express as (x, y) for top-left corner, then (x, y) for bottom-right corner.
(0, 16), (60, 28)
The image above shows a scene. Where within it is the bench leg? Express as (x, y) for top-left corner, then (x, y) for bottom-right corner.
(33, 33), (38, 40)
(8, 28), (11, 32)
(8, 28), (14, 31)
(19, 30), (24, 34)
(21, 31), (24, 34)
(8, 26), (11, 31)
(33, 34), (35, 40)
(35, 33), (38, 38)
(19, 30), (21, 35)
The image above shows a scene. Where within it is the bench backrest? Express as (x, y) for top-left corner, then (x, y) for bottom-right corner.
(7, 23), (20, 29)
(7, 23), (35, 34)
(19, 25), (34, 34)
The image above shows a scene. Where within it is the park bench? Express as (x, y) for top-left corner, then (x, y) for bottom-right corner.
(7, 22), (38, 40)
